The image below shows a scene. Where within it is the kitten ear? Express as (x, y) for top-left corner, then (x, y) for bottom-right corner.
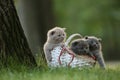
(50, 31), (55, 35)
(98, 38), (102, 42)
(85, 36), (88, 39)
(62, 28), (66, 31)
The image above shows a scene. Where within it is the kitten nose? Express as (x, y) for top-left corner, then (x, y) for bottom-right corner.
(84, 50), (86, 53)
(92, 42), (96, 45)
(93, 44), (97, 46)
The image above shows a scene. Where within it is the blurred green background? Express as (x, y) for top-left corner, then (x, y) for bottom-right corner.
(16, 0), (120, 61)
(54, 0), (120, 60)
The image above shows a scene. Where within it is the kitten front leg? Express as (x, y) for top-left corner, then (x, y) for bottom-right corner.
(95, 52), (106, 69)
(44, 49), (52, 63)
(89, 52), (96, 60)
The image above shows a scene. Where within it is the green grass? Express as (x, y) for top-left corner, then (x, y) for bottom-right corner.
(0, 65), (120, 80)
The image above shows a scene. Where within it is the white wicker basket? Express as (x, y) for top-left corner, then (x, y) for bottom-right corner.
(48, 34), (96, 69)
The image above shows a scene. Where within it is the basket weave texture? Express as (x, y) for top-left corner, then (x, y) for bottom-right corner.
(48, 46), (96, 68)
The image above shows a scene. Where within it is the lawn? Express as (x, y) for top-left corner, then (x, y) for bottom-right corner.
(0, 64), (120, 80)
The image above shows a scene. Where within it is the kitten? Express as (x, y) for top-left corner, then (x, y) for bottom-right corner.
(43, 27), (66, 63)
(70, 39), (90, 56)
(85, 36), (106, 69)
(58, 33), (82, 65)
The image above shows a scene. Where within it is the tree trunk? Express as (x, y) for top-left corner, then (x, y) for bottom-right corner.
(0, 0), (37, 66)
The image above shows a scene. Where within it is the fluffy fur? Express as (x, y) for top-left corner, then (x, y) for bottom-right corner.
(70, 39), (90, 55)
(85, 36), (106, 69)
(43, 27), (66, 63)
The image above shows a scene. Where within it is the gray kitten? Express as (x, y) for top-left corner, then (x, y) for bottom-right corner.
(70, 39), (90, 56)
(43, 27), (66, 63)
(85, 36), (106, 69)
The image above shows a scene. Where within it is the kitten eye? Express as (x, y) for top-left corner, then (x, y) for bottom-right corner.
(58, 34), (61, 37)
(96, 42), (98, 44)
(91, 41), (94, 44)
(63, 34), (65, 36)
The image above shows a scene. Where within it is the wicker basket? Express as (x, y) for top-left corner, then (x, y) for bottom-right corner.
(48, 34), (96, 69)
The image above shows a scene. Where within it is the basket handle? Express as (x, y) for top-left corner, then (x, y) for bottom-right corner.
(65, 33), (82, 46)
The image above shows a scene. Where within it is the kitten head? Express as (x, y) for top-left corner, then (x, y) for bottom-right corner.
(85, 36), (101, 51)
(70, 39), (89, 55)
(47, 27), (66, 43)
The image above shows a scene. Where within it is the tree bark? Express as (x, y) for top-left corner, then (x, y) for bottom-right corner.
(0, 0), (37, 66)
